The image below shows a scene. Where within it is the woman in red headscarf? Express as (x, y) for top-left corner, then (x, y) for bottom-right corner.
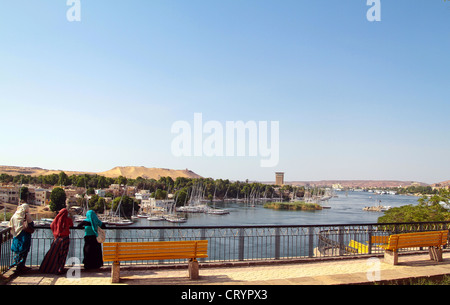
(39, 208), (73, 274)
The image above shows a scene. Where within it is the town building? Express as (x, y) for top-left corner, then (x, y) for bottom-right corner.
(275, 172), (285, 186)
(0, 186), (19, 204)
(35, 188), (51, 206)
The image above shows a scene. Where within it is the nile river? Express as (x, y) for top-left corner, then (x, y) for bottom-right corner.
(131, 191), (420, 227)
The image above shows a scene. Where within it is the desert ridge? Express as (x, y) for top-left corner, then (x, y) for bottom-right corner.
(97, 166), (202, 180)
(0, 165), (202, 180)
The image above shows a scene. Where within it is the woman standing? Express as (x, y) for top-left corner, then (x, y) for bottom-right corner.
(77, 210), (106, 270)
(39, 208), (73, 274)
(9, 203), (34, 272)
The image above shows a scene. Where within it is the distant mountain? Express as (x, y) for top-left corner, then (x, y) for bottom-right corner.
(431, 180), (450, 188)
(285, 180), (430, 188)
(0, 165), (202, 180)
(97, 166), (202, 180)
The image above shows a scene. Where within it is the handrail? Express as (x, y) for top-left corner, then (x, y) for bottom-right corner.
(1, 221), (449, 274)
(30, 220), (450, 230)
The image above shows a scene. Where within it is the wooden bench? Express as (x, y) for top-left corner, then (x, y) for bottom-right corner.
(103, 240), (208, 283)
(377, 231), (448, 265)
(349, 240), (369, 254)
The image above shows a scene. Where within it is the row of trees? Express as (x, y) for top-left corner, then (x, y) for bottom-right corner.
(48, 187), (139, 218)
(390, 185), (439, 196)
(2, 171), (289, 204)
(378, 189), (450, 223)
(0, 172), (118, 189)
(34, 177), (450, 224)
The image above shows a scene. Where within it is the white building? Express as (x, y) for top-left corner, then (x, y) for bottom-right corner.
(135, 192), (152, 201)
(140, 198), (175, 211)
(95, 189), (106, 197)
(35, 188), (51, 206)
(0, 186), (19, 204)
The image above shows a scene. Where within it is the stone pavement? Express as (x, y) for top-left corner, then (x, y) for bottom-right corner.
(4, 252), (450, 285)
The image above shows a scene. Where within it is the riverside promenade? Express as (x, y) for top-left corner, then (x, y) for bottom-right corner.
(4, 252), (450, 285)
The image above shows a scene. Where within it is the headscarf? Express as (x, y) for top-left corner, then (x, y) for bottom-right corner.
(83, 210), (103, 237)
(50, 208), (73, 238)
(9, 204), (32, 237)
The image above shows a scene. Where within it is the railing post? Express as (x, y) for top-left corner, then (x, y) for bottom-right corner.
(274, 227), (280, 260)
(158, 229), (165, 264)
(199, 228), (206, 263)
(368, 225), (373, 255)
(159, 228), (165, 242)
(238, 228), (245, 261)
(308, 227), (314, 258)
(338, 227), (344, 256)
(115, 226), (121, 242)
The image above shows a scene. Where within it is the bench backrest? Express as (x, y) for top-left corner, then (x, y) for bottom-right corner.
(371, 235), (389, 244)
(103, 240), (208, 262)
(349, 240), (369, 254)
(385, 230), (448, 251)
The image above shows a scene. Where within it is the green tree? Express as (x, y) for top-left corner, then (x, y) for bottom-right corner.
(97, 175), (108, 188)
(115, 176), (127, 186)
(43, 174), (59, 185)
(153, 189), (168, 200)
(0, 174), (13, 183)
(88, 194), (108, 213)
(76, 176), (87, 188)
(19, 186), (29, 202)
(112, 196), (139, 218)
(58, 171), (70, 186)
(174, 188), (189, 206)
(379, 192), (450, 223)
(49, 187), (67, 212)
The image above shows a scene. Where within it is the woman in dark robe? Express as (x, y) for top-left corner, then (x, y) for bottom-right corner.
(39, 208), (73, 274)
(77, 210), (106, 270)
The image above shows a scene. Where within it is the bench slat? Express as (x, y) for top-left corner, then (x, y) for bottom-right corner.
(103, 254), (209, 260)
(103, 240), (208, 262)
(384, 231), (448, 251)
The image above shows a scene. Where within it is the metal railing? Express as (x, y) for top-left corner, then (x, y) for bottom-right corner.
(2, 221), (450, 273)
(1, 228), (13, 273)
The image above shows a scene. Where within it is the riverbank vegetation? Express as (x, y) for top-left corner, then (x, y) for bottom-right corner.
(263, 201), (322, 211)
(0, 171), (296, 205)
(378, 189), (450, 223)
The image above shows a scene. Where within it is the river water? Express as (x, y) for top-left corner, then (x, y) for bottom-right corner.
(131, 191), (420, 227)
(24, 191), (421, 266)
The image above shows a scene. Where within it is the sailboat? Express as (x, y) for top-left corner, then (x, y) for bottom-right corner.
(111, 218), (133, 226)
(205, 207), (230, 215)
(109, 187), (133, 226)
(163, 203), (187, 223)
(206, 183), (230, 215)
(178, 182), (208, 213)
(74, 192), (90, 222)
(147, 214), (165, 221)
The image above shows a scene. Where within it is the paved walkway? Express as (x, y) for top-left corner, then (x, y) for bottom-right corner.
(4, 252), (450, 285)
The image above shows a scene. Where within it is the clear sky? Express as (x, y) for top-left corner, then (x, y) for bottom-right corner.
(0, 0), (449, 184)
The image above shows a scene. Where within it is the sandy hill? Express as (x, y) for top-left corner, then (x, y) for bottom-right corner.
(431, 180), (450, 188)
(0, 166), (92, 177)
(0, 165), (202, 180)
(98, 166), (202, 180)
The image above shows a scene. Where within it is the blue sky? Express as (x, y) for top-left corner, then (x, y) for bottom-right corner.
(0, 0), (449, 183)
